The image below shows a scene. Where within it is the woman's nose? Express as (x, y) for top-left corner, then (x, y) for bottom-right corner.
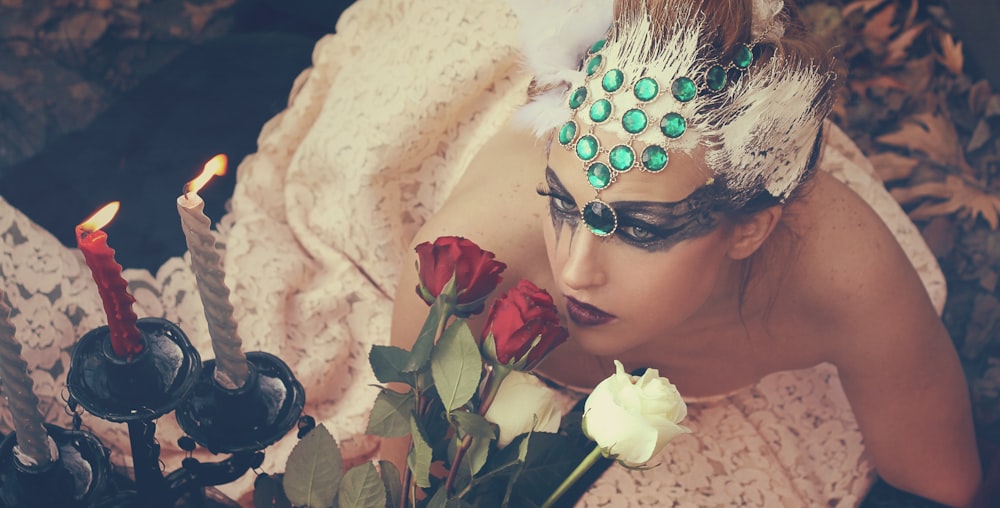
(559, 229), (607, 290)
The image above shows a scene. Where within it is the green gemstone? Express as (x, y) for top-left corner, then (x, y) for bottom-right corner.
(622, 108), (647, 134)
(733, 45), (753, 69)
(590, 39), (606, 53)
(589, 99), (612, 123)
(587, 162), (612, 189)
(634, 77), (659, 102)
(576, 135), (599, 161)
(671, 77), (697, 102)
(558, 121), (577, 145)
(660, 112), (686, 139)
(569, 87), (588, 109)
(586, 55), (604, 76)
(706, 65), (727, 91)
(609, 145), (635, 171)
(583, 200), (617, 236)
(602, 69), (624, 93)
(641, 145), (668, 172)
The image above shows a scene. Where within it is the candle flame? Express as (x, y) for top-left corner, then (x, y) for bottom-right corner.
(78, 202), (120, 232)
(185, 154), (228, 194)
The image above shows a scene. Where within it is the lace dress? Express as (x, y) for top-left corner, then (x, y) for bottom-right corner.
(0, 0), (945, 505)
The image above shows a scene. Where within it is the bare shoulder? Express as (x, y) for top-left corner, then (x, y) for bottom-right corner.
(784, 172), (980, 505)
(788, 170), (939, 340)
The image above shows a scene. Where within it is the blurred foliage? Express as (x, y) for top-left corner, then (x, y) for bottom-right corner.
(798, 0), (1000, 442)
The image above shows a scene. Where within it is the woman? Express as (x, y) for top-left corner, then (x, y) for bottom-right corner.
(387, 0), (981, 505)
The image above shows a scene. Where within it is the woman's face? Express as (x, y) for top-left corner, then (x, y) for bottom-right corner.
(540, 139), (738, 359)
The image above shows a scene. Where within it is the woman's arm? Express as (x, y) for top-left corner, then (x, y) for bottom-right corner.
(818, 234), (981, 506)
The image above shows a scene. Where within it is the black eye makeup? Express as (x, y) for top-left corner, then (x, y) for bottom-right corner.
(540, 167), (720, 251)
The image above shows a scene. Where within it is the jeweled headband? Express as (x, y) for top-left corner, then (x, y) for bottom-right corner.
(509, 0), (836, 237)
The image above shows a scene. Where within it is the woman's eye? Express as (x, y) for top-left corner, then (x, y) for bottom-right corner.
(550, 195), (576, 214)
(620, 225), (657, 242)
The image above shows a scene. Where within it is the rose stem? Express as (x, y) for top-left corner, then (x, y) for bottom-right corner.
(540, 444), (604, 508)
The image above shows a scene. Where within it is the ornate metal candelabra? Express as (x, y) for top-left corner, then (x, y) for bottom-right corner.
(0, 424), (112, 508)
(57, 317), (306, 507)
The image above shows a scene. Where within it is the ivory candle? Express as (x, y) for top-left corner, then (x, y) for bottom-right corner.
(0, 290), (56, 468)
(177, 155), (249, 389)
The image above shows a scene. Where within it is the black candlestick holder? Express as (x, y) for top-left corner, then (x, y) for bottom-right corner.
(67, 317), (201, 507)
(175, 352), (306, 455)
(0, 424), (112, 508)
(65, 317), (308, 507)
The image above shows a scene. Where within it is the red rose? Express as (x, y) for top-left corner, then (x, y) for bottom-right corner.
(480, 279), (568, 371)
(414, 236), (506, 316)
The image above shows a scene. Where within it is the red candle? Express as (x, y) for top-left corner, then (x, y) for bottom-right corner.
(75, 202), (143, 360)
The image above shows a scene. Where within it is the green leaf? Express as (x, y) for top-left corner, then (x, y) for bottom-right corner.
(283, 424), (342, 508)
(464, 432), (492, 478)
(338, 463), (386, 508)
(449, 411), (497, 440)
(404, 298), (444, 372)
(369, 345), (414, 385)
(407, 415), (434, 488)
(366, 389), (415, 437)
(253, 473), (291, 508)
(378, 460), (402, 508)
(431, 320), (484, 411)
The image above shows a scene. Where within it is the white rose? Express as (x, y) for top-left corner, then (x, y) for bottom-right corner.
(582, 360), (690, 467)
(483, 370), (562, 447)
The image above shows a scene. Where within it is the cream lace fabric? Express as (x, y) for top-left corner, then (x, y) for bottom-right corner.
(0, 0), (945, 505)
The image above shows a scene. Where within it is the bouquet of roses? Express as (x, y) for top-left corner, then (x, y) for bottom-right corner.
(258, 237), (690, 508)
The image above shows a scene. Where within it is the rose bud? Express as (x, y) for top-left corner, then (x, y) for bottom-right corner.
(480, 279), (568, 371)
(582, 360), (690, 467)
(414, 236), (506, 317)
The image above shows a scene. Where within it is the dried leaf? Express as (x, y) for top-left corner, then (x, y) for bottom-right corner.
(183, 0), (238, 34)
(903, 0), (919, 29)
(986, 96), (1000, 118)
(891, 175), (1000, 229)
(936, 31), (964, 75)
(919, 216), (956, 258)
(875, 111), (976, 177)
(885, 22), (926, 67)
(899, 55), (935, 96)
(868, 151), (921, 182)
(843, 0), (889, 17)
(863, 3), (898, 46)
(968, 80), (992, 116)
(849, 76), (908, 96)
(968, 120), (992, 152)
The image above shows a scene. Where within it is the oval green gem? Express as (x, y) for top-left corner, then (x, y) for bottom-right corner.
(660, 112), (686, 139)
(558, 121), (577, 145)
(641, 145), (668, 172)
(586, 55), (604, 76)
(590, 38), (606, 53)
(589, 99), (612, 123)
(706, 65), (727, 91)
(634, 77), (659, 102)
(622, 108), (647, 134)
(583, 200), (617, 236)
(576, 135), (599, 160)
(609, 145), (635, 171)
(587, 162), (612, 189)
(733, 45), (753, 69)
(569, 87), (588, 109)
(602, 69), (624, 93)
(671, 77), (697, 102)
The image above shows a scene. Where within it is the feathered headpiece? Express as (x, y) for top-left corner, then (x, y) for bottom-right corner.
(508, 0), (835, 237)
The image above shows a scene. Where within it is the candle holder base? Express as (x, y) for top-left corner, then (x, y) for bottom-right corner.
(67, 317), (202, 422)
(0, 425), (111, 508)
(176, 352), (305, 454)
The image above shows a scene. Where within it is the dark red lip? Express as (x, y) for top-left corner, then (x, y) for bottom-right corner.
(565, 296), (616, 327)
